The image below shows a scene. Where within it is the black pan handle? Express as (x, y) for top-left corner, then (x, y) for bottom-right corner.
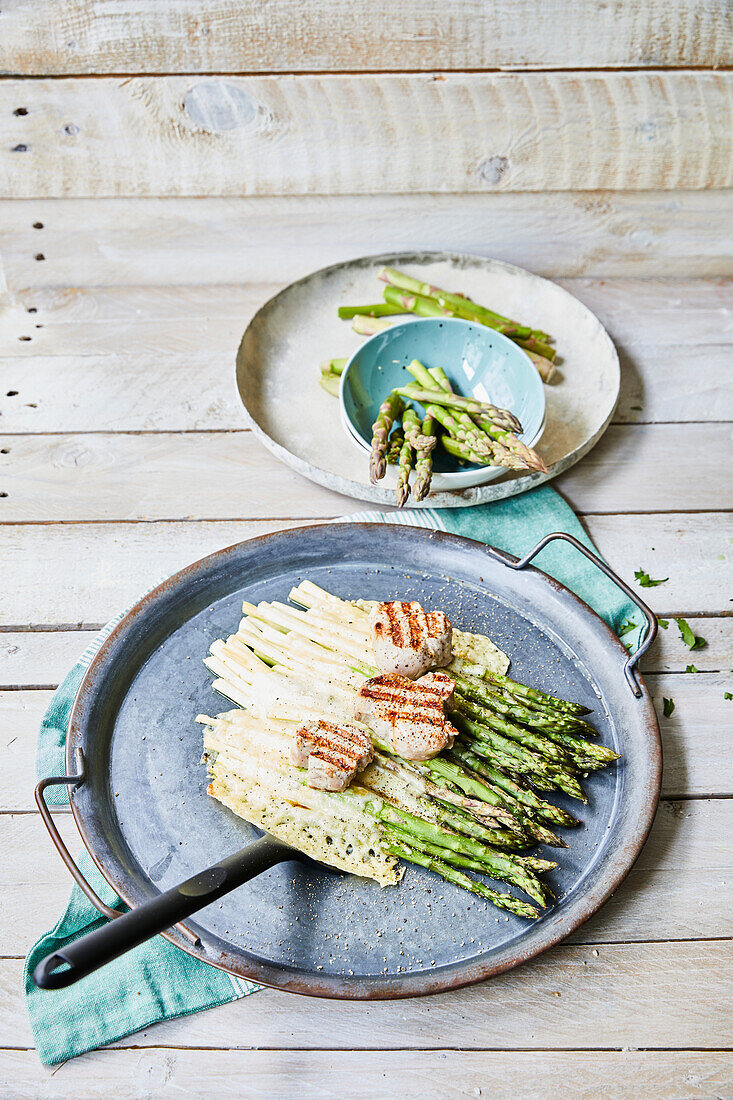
(488, 531), (657, 698)
(33, 834), (293, 989)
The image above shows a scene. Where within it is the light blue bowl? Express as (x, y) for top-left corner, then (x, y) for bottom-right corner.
(340, 318), (546, 489)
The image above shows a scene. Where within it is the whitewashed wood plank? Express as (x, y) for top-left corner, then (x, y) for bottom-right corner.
(3, 674), (730, 809)
(2, 194), (731, 287)
(1, 426), (730, 521)
(643, 617), (733, 673)
(0, 633), (97, 687)
(0, 1049), (731, 1100)
(582, 512), (733, 615)
(2, 74), (731, 198)
(2, 801), (730, 955)
(2, 617), (730, 689)
(1, 514), (729, 628)
(1, 938), (731, 1050)
(1, 279), (731, 429)
(3, 0), (730, 75)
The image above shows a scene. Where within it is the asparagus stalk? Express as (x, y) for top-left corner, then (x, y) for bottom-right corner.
(402, 405), (437, 455)
(395, 437), (414, 507)
(319, 373), (340, 398)
(385, 427), (405, 466)
(384, 838), (539, 919)
(522, 349), (556, 384)
(352, 315), (394, 336)
(338, 303), (404, 319)
(369, 391), (403, 483)
(412, 415), (435, 502)
(320, 357), (348, 376)
(428, 365), (453, 391)
(426, 404), (494, 458)
(424, 756), (564, 846)
(378, 267), (552, 343)
(396, 383), (522, 434)
(449, 747), (580, 828)
(440, 435), (491, 467)
(382, 285), (452, 319)
(454, 660), (592, 716)
(452, 677), (576, 765)
(370, 803), (550, 905)
(473, 416), (549, 474)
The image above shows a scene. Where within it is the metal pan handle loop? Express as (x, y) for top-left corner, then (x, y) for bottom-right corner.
(35, 750), (121, 921)
(488, 530), (657, 698)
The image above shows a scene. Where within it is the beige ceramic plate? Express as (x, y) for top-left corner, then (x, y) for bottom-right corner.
(236, 252), (620, 508)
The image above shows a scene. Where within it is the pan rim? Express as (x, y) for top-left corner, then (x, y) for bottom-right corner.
(65, 522), (661, 1000)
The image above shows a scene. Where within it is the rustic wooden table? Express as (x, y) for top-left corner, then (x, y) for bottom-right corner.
(1, 3), (732, 1096)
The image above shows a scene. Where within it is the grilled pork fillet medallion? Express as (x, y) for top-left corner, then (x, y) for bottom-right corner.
(292, 719), (374, 791)
(369, 601), (453, 679)
(355, 671), (458, 761)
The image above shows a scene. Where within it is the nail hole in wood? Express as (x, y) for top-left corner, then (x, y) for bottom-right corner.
(18, 336), (31, 342)
(0, 449), (9, 454)
(26, 403), (37, 408)
(0, 493), (8, 498)
(63, 123), (79, 136)
(35, 324), (43, 329)
(12, 144), (28, 152)
(34, 254), (45, 261)
(32, 222), (43, 230)
(27, 307), (38, 313)
(13, 107), (28, 116)
(6, 391), (18, 397)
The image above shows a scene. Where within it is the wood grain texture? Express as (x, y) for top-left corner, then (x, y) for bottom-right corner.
(2, 617), (730, 688)
(3, 194), (732, 287)
(0, 1049), (731, 1100)
(2, 0), (731, 74)
(2, 73), (732, 198)
(1, 935), (731, 1047)
(3, 674), (730, 809)
(1, 514), (729, 628)
(1, 279), (730, 430)
(1, 425), (731, 522)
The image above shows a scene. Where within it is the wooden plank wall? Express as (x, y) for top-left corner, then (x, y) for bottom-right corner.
(1, 2), (732, 1096)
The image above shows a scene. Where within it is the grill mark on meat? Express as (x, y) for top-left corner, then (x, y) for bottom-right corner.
(292, 719), (373, 791)
(369, 601), (453, 679)
(355, 671), (457, 761)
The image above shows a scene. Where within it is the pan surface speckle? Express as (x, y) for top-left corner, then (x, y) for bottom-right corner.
(236, 252), (620, 507)
(68, 524), (659, 998)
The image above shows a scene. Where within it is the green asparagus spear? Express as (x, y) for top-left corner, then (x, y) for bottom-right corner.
(378, 267), (552, 342)
(383, 285), (452, 319)
(440, 434), (492, 467)
(412, 415), (435, 502)
(385, 426), (405, 466)
(396, 383), (522, 434)
(319, 357), (348, 376)
(395, 437), (414, 508)
(402, 405), (437, 455)
(369, 391), (403, 483)
(319, 373), (340, 398)
(338, 303), (404, 319)
(384, 838), (539, 919)
(352, 315), (394, 336)
(426, 404), (494, 458)
(449, 747), (580, 828)
(452, 660), (592, 716)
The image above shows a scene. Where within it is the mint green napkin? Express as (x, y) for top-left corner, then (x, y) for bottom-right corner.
(26, 486), (639, 1064)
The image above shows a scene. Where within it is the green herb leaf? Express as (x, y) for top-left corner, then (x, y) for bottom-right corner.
(657, 618), (669, 629)
(618, 619), (637, 637)
(685, 664), (698, 673)
(662, 697), (675, 718)
(725, 692), (732, 701)
(676, 618), (706, 650)
(634, 569), (668, 588)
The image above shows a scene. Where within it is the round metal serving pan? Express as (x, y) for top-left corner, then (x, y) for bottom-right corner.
(64, 524), (660, 999)
(235, 250), (620, 507)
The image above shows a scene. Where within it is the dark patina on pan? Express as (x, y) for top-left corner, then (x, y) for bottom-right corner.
(38, 524), (661, 999)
